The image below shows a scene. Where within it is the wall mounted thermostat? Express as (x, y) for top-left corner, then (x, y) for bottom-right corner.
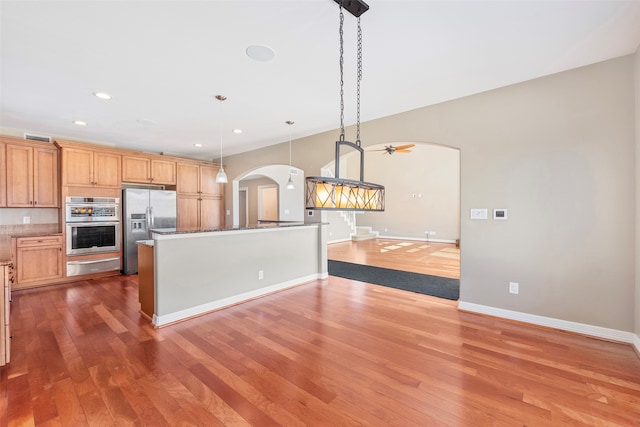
(493, 208), (507, 220)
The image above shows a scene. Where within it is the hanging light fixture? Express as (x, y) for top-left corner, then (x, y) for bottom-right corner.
(286, 120), (295, 190)
(215, 95), (228, 184)
(305, 0), (384, 211)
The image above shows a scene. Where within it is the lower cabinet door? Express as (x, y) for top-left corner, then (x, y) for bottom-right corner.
(16, 245), (63, 285)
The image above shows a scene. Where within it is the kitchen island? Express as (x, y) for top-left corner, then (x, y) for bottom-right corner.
(142, 222), (328, 326)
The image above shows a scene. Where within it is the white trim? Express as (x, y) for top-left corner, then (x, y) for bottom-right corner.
(328, 237), (352, 244)
(633, 334), (640, 354)
(153, 274), (321, 326)
(458, 301), (638, 345)
(239, 186), (249, 228)
(379, 234), (458, 244)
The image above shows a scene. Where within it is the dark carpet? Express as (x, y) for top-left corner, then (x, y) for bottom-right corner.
(328, 260), (459, 301)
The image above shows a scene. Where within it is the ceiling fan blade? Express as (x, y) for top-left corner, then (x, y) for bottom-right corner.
(394, 144), (415, 150)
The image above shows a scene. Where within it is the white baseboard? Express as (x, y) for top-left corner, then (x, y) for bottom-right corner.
(328, 237), (351, 244)
(153, 273), (321, 327)
(458, 301), (640, 350)
(379, 234), (457, 244)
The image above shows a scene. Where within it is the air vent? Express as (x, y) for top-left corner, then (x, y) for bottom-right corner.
(290, 168), (299, 175)
(24, 133), (52, 143)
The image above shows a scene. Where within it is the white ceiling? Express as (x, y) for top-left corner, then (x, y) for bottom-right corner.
(2, 1), (640, 161)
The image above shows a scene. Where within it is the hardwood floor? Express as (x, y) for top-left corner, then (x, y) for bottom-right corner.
(2, 268), (639, 425)
(328, 238), (460, 279)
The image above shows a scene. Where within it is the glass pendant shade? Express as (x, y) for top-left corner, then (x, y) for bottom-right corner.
(216, 167), (228, 184)
(286, 175), (295, 190)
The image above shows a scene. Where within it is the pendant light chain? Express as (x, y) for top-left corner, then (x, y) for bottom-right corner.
(356, 16), (362, 147)
(339, 2), (345, 141)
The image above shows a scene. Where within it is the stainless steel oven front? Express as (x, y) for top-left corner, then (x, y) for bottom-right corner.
(65, 196), (121, 256)
(66, 221), (121, 255)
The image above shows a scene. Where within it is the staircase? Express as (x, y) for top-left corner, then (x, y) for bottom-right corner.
(352, 226), (378, 241)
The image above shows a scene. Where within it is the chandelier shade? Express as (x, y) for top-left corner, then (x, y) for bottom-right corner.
(305, 176), (384, 211)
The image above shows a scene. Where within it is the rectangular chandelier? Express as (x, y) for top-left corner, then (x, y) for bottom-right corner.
(305, 140), (385, 211)
(305, 176), (384, 211)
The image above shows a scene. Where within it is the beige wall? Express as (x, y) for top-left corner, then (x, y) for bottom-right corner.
(347, 143), (460, 241)
(224, 55), (636, 332)
(635, 47), (640, 338)
(238, 177), (276, 225)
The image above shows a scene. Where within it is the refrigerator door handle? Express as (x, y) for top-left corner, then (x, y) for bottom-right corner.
(150, 206), (155, 229)
(146, 206), (151, 230)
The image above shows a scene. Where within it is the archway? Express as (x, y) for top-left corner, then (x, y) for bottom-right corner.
(232, 164), (305, 227)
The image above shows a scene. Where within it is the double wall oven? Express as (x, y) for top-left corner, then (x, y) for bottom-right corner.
(64, 197), (121, 276)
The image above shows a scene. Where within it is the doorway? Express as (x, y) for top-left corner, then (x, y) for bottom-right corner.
(239, 187), (248, 227)
(258, 185), (278, 222)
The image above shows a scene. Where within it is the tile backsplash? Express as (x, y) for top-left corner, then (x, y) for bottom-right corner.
(0, 208), (60, 235)
(0, 223), (60, 236)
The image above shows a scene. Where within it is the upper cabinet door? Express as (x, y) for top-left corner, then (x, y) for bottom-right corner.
(32, 147), (59, 207)
(122, 155), (151, 183)
(176, 163), (200, 195)
(150, 158), (176, 185)
(93, 151), (121, 188)
(6, 144), (58, 207)
(199, 164), (222, 196)
(62, 147), (94, 187)
(6, 144), (33, 207)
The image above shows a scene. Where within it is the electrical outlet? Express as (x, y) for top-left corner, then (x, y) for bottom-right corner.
(509, 282), (519, 294)
(258, 270), (264, 280)
(23, 216), (31, 224)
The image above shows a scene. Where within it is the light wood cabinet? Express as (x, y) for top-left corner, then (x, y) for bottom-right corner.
(176, 161), (224, 229)
(14, 235), (64, 289)
(60, 146), (121, 189)
(5, 143), (59, 207)
(0, 142), (5, 207)
(1, 263), (9, 366)
(122, 155), (176, 185)
(137, 243), (155, 318)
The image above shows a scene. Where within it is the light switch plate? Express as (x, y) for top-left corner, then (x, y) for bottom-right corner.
(470, 208), (488, 219)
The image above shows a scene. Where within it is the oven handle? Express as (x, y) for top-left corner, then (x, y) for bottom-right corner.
(66, 257), (120, 266)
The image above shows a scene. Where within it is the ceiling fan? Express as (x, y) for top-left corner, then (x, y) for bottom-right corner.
(371, 144), (415, 155)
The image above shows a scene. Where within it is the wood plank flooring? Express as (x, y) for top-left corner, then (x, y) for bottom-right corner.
(2, 258), (640, 425)
(328, 238), (460, 279)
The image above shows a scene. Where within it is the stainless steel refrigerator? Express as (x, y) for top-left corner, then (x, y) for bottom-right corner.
(122, 188), (177, 274)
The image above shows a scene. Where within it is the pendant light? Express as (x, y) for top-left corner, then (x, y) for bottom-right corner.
(215, 95), (228, 184)
(286, 120), (295, 190)
(304, 0), (384, 211)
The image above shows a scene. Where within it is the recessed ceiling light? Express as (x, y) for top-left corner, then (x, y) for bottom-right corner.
(233, 129), (242, 134)
(73, 120), (87, 126)
(93, 91), (112, 100)
(246, 45), (275, 62)
(193, 143), (203, 147)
